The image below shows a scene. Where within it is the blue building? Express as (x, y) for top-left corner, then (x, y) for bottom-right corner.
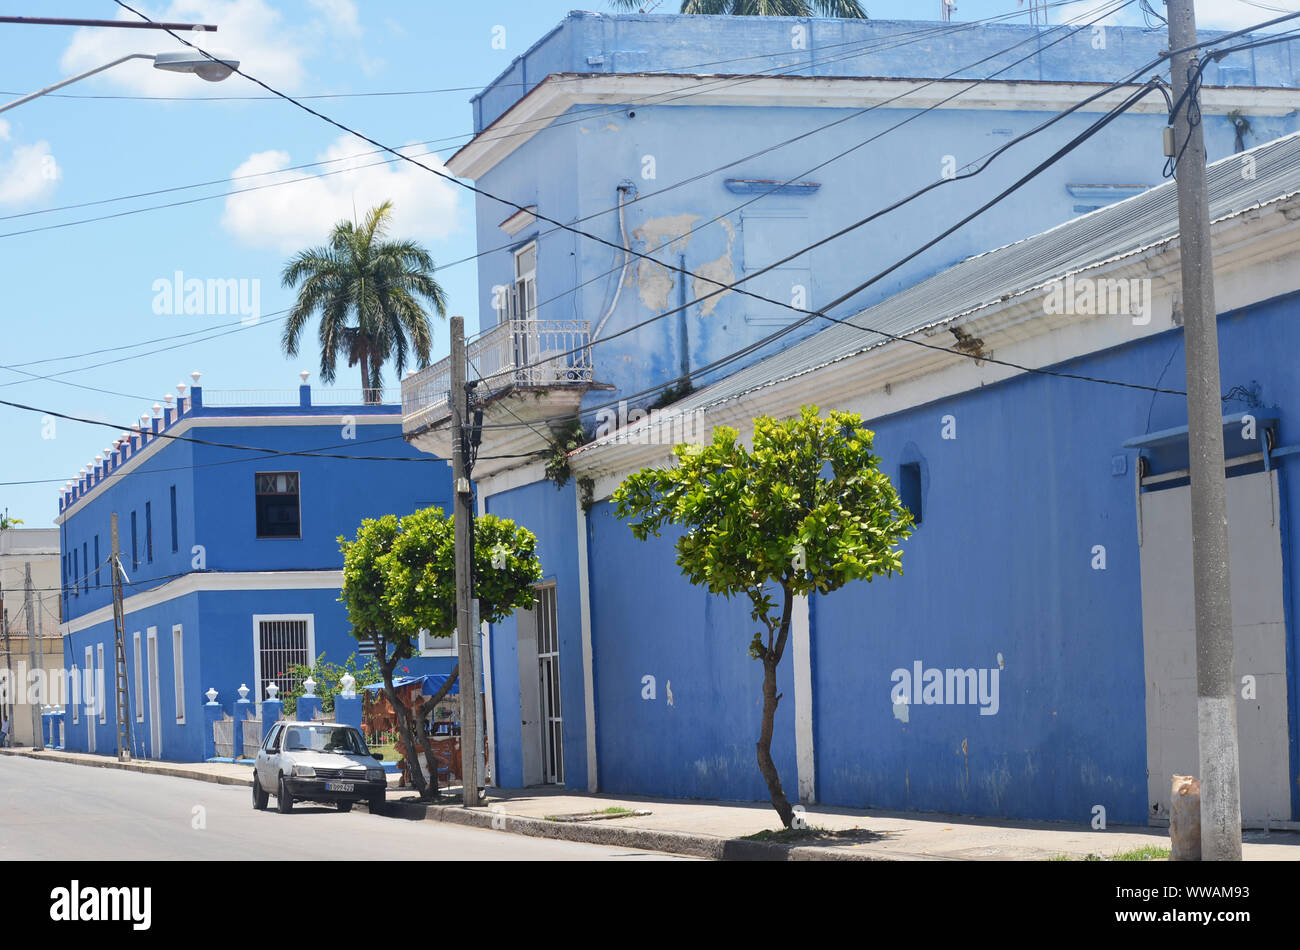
(56, 376), (452, 761)
(401, 13), (1300, 827)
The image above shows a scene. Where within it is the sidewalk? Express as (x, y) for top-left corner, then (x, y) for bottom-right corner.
(5, 746), (1298, 861)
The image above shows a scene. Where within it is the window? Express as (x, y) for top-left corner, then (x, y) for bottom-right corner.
(172, 625), (185, 723)
(145, 502), (153, 564)
(513, 242), (537, 322)
(253, 615), (314, 701)
(82, 543), (88, 593)
(255, 472), (301, 539)
(71, 550), (78, 598)
(263, 723), (284, 753)
(418, 628), (458, 657)
(72, 659), (82, 723)
(94, 536), (100, 589)
(170, 485), (178, 553)
(899, 462), (923, 526)
(130, 511), (138, 571)
(96, 644), (106, 724)
(133, 632), (143, 722)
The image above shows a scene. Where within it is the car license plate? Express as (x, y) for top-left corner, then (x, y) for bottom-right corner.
(326, 782), (354, 792)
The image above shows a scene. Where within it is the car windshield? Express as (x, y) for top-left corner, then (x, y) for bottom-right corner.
(282, 725), (368, 755)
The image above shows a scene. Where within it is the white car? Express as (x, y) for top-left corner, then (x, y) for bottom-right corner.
(253, 721), (387, 814)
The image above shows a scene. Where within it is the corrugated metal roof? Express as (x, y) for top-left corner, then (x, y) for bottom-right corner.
(674, 129), (1300, 414)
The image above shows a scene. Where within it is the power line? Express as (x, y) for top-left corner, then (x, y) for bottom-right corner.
(0, 8), (1064, 240)
(109, 0), (1144, 400)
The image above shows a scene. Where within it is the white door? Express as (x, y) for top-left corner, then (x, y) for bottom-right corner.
(516, 605), (544, 786)
(1139, 469), (1292, 824)
(84, 646), (95, 754)
(147, 631), (162, 760)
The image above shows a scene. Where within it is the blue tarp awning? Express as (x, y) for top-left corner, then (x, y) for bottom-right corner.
(362, 673), (458, 696)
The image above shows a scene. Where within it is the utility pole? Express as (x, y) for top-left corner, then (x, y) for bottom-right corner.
(24, 565), (42, 751)
(110, 514), (131, 761)
(1166, 0), (1242, 861)
(451, 316), (483, 806)
(2, 607), (12, 745)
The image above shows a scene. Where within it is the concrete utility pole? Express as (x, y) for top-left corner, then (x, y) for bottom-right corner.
(110, 514), (131, 761)
(2, 607), (12, 744)
(25, 564), (43, 751)
(1166, 0), (1242, 861)
(450, 316), (483, 806)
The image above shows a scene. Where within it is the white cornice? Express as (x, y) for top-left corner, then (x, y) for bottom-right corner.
(448, 71), (1300, 180)
(570, 190), (1300, 498)
(56, 413), (402, 525)
(60, 569), (345, 636)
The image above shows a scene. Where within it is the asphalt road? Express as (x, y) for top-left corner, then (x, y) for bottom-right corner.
(0, 756), (688, 861)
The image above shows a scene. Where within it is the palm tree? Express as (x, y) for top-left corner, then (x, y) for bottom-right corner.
(610, 0), (867, 15)
(281, 200), (448, 404)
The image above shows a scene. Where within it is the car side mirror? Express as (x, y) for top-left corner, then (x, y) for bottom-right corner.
(372, 752), (383, 760)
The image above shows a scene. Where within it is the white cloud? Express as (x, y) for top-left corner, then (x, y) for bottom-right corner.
(307, 0), (361, 37)
(58, 0), (357, 96)
(220, 136), (462, 252)
(0, 140), (60, 206)
(0, 120), (10, 141)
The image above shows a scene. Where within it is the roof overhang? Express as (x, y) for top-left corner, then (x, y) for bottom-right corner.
(447, 71), (1300, 180)
(567, 188), (1300, 500)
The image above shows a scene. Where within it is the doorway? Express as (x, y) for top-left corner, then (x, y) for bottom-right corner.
(1138, 469), (1292, 824)
(516, 583), (563, 785)
(147, 629), (162, 760)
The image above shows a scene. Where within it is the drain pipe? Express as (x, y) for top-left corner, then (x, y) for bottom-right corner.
(591, 183), (633, 341)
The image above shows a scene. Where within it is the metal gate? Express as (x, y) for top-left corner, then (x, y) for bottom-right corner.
(1137, 468), (1292, 824)
(535, 584), (563, 785)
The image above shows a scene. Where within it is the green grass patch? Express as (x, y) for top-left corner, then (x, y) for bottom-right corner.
(1050, 845), (1169, 862)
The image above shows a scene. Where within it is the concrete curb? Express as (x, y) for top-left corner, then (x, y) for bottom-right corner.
(378, 798), (922, 861)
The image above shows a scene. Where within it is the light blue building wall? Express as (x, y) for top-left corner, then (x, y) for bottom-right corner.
(56, 385), (454, 761)
(458, 13), (1300, 411)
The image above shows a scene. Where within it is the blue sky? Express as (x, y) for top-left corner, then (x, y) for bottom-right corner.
(0, 0), (1286, 526)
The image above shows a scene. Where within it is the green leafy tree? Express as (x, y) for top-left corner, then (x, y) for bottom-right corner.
(339, 507), (542, 801)
(610, 0), (867, 17)
(613, 405), (912, 826)
(0, 511), (23, 530)
(282, 200), (447, 404)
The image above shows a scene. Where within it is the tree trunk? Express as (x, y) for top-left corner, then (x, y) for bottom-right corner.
(756, 655), (794, 828)
(380, 653), (430, 800)
(413, 665), (459, 796)
(755, 587), (796, 828)
(358, 346), (371, 401)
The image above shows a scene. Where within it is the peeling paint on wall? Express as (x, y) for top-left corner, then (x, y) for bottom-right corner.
(632, 213), (700, 311)
(692, 218), (736, 317)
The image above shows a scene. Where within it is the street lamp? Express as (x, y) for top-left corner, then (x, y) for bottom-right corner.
(0, 49), (239, 114)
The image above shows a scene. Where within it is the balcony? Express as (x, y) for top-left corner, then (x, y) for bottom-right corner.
(402, 318), (603, 475)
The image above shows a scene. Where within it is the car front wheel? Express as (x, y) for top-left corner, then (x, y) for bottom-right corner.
(336, 800), (353, 813)
(276, 774), (294, 814)
(252, 774), (269, 810)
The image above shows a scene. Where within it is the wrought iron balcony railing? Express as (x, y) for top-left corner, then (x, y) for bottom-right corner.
(402, 318), (593, 427)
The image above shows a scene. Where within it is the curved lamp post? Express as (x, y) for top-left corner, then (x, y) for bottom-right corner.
(1, 49), (239, 114)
